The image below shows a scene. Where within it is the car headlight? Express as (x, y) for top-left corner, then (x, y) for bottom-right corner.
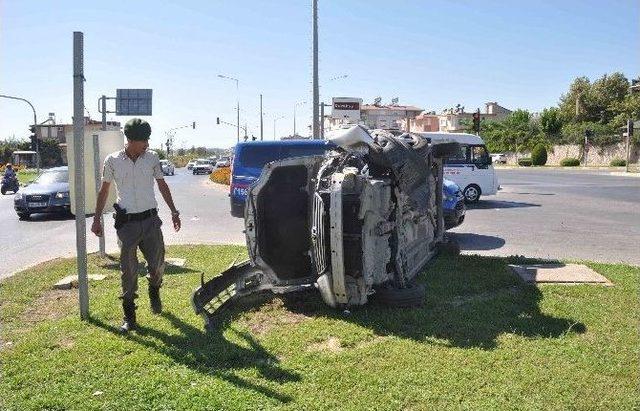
(55, 192), (70, 199)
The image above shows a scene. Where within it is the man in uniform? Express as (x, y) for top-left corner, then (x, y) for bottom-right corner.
(91, 118), (181, 333)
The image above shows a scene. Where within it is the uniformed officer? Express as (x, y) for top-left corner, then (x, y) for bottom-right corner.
(91, 118), (181, 333)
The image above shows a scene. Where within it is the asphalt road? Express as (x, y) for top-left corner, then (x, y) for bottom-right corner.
(450, 168), (640, 265)
(1, 167), (638, 279)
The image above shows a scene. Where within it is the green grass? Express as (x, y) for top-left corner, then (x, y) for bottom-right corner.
(1, 245), (638, 410)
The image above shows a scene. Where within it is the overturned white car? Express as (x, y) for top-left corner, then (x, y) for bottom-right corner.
(192, 126), (459, 329)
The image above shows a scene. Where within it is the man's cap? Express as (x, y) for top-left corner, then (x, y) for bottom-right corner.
(124, 118), (151, 141)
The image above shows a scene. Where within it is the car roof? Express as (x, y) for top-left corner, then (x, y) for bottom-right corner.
(236, 139), (335, 148)
(417, 132), (485, 145)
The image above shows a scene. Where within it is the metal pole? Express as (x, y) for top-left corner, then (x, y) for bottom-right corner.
(260, 94), (264, 141)
(93, 135), (105, 257)
(0, 94), (39, 173)
(626, 120), (632, 173)
(73, 31), (89, 320)
(312, 0), (320, 139)
(320, 102), (325, 139)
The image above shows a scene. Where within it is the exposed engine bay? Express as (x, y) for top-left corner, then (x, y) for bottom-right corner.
(192, 126), (458, 329)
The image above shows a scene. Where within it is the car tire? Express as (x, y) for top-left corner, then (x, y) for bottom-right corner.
(373, 281), (426, 308)
(17, 212), (30, 220)
(1, 187), (6, 195)
(463, 184), (481, 203)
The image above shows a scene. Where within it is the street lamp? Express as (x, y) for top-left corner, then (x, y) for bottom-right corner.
(293, 101), (306, 136)
(217, 74), (240, 143)
(0, 94), (39, 172)
(273, 115), (285, 140)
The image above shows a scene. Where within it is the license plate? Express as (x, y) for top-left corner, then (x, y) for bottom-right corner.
(28, 202), (47, 208)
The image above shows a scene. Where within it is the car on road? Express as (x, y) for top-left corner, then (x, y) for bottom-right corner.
(14, 166), (70, 220)
(443, 179), (465, 229)
(192, 159), (213, 175)
(491, 153), (507, 164)
(216, 157), (231, 168)
(186, 160), (197, 170)
(160, 159), (175, 176)
(417, 132), (500, 203)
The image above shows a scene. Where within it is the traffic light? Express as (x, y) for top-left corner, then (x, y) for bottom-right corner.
(192, 121), (196, 129)
(472, 110), (480, 133)
(216, 117), (220, 125)
(29, 126), (37, 151)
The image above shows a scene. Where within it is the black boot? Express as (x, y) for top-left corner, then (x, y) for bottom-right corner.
(120, 300), (137, 333)
(148, 286), (162, 314)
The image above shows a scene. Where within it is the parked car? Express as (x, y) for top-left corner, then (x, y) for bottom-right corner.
(159, 159), (175, 176)
(14, 166), (70, 220)
(417, 132), (500, 203)
(192, 159), (213, 175)
(216, 157), (231, 167)
(491, 153), (507, 164)
(443, 179), (465, 229)
(186, 160), (197, 170)
(193, 126), (458, 328)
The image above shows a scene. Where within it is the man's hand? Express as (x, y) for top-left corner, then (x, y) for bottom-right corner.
(91, 218), (103, 237)
(172, 214), (181, 232)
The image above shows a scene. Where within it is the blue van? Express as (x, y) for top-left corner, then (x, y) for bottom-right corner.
(229, 140), (466, 229)
(230, 140), (335, 217)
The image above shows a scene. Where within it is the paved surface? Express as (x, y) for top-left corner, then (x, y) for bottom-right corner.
(1, 167), (638, 279)
(0, 168), (243, 279)
(449, 168), (640, 265)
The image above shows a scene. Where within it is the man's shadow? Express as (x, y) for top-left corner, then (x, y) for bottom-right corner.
(89, 311), (299, 403)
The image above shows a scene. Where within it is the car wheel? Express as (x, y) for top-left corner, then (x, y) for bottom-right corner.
(463, 184), (481, 203)
(17, 212), (30, 220)
(373, 281), (426, 308)
(1, 187), (6, 195)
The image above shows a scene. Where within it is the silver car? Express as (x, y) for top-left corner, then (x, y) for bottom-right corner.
(159, 159), (175, 176)
(192, 126), (458, 329)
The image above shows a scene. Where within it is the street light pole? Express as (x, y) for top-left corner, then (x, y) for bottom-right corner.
(218, 74), (240, 143)
(312, 0), (320, 139)
(0, 94), (39, 172)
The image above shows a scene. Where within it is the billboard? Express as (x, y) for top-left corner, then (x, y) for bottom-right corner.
(116, 89), (152, 116)
(331, 97), (362, 123)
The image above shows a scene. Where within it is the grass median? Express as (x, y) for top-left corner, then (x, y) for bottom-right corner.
(1, 245), (638, 410)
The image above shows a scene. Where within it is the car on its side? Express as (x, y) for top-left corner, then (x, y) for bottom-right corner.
(159, 159), (175, 176)
(192, 159), (213, 175)
(491, 153), (507, 164)
(216, 157), (231, 168)
(14, 166), (70, 220)
(186, 160), (197, 170)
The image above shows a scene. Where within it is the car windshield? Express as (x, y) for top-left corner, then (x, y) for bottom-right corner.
(35, 170), (68, 185)
(239, 145), (328, 169)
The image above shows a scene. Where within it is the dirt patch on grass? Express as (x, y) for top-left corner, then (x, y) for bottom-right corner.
(308, 337), (343, 353)
(20, 289), (77, 323)
(243, 297), (310, 335)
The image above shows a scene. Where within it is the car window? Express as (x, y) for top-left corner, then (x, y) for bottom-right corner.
(35, 170), (68, 184)
(239, 145), (328, 169)
(282, 146), (328, 159)
(471, 145), (489, 163)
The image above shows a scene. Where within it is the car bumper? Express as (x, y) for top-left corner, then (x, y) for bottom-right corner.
(15, 200), (71, 214)
(443, 199), (465, 229)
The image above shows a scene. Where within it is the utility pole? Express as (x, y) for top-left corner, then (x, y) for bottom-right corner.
(312, 0), (320, 139)
(260, 94), (264, 141)
(0, 94), (39, 172)
(217, 74), (240, 143)
(320, 102), (326, 139)
(73, 31), (89, 320)
(626, 120), (633, 173)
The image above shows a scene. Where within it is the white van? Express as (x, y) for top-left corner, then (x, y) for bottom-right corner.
(417, 132), (499, 203)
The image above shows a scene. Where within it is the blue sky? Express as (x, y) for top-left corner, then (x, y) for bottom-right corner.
(1, 0), (638, 148)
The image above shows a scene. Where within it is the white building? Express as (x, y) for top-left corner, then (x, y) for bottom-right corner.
(324, 97), (422, 131)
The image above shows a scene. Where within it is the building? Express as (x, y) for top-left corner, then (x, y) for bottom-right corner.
(432, 102), (512, 133)
(33, 115), (121, 164)
(323, 97), (423, 131)
(406, 111), (439, 132)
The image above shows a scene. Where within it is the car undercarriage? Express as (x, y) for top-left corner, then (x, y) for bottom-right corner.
(192, 126), (458, 330)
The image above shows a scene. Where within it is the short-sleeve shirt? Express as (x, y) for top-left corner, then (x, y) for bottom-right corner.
(102, 149), (164, 214)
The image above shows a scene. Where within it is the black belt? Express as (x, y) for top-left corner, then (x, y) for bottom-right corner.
(125, 208), (157, 222)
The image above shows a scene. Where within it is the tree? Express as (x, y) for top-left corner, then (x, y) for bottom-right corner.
(39, 139), (63, 167)
(560, 122), (617, 146)
(559, 73), (629, 124)
(539, 107), (563, 142)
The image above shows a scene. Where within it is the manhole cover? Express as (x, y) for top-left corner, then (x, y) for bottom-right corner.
(509, 263), (612, 285)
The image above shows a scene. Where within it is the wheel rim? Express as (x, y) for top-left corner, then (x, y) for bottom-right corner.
(465, 186), (478, 201)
